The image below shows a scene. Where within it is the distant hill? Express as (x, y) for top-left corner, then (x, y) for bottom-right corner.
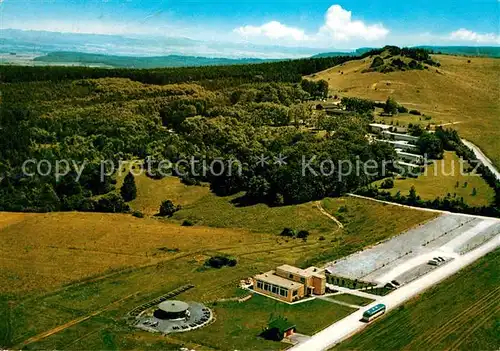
(417, 46), (500, 58)
(33, 51), (280, 68)
(315, 46), (500, 59)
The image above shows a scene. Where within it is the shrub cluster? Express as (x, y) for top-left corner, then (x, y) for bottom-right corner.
(205, 255), (237, 269)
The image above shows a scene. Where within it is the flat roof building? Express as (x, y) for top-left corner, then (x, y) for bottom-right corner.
(369, 123), (392, 133)
(253, 265), (326, 302)
(378, 139), (419, 152)
(381, 131), (419, 144)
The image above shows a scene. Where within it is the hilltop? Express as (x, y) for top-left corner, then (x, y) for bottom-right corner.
(307, 52), (500, 168)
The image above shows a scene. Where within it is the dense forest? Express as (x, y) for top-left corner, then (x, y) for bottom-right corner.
(0, 54), (355, 87)
(0, 52), (400, 212)
(1, 46), (496, 216)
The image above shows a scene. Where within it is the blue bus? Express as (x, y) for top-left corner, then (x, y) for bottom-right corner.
(362, 304), (386, 322)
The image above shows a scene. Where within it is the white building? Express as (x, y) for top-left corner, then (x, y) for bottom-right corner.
(381, 131), (419, 144)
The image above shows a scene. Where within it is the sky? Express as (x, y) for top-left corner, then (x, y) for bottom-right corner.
(0, 0), (499, 49)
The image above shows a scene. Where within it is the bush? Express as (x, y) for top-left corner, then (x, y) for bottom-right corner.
(409, 109), (422, 116)
(381, 178), (395, 189)
(132, 210), (144, 218)
(95, 193), (130, 213)
(397, 105), (408, 113)
(182, 219), (194, 226)
(205, 255), (237, 269)
(159, 200), (181, 217)
(280, 227), (296, 237)
(371, 56), (384, 68)
(297, 230), (310, 239)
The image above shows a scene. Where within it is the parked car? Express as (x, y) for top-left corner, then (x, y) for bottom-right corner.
(391, 280), (400, 286)
(428, 260), (438, 266)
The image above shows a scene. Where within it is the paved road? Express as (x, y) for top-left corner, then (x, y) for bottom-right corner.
(462, 139), (500, 181)
(290, 233), (500, 351)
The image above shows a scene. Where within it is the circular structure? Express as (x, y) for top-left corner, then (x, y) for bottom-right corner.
(136, 301), (213, 334)
(154, 300), (190, 320)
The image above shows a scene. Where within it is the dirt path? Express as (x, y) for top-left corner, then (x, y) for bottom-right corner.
(17, 292), (139, 347)
(315, 201), (344, 228)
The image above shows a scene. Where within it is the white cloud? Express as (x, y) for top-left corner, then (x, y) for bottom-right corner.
(234, 21), (308, 41)
(233, 4), (389, 45)
(449, 28), (500, 44)
(319, 5), (389, 41)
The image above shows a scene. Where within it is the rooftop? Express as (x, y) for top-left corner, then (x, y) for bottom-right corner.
(382, 131), (419, 140)
(369, 123), (391, 129)
(158, 300), (189, 313)
(397, 150), (424, 158)
(255, 270), (301, 289)
(277, 264), (312, 277)
(268, 317), (296, 333)
(378, 139), (418, 148)
(397, 161), (423, 168)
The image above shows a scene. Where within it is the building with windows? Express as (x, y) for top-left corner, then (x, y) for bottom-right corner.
(253, 264), (326, 302)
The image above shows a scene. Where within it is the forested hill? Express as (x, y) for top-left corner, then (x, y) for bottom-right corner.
(0, 55), (356, 87)
(0, 51), (396, 213)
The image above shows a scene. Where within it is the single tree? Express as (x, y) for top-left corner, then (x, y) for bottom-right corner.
(408, 186), (419, 204)
(120, 172), (137, 202)
(384, 96), (399, 115)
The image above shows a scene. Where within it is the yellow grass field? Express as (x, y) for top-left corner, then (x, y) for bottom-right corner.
(0, 212), (266, 294)
(308, 54), (500, 168)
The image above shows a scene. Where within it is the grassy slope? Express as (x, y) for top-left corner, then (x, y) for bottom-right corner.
(0, 178), (436, 350)
(374, 152), (495, 207)
(308, 54), (500, 168)
(116, 174), (210, 216)
(335, 249), (500, 351)
(116, 173), (337, 235)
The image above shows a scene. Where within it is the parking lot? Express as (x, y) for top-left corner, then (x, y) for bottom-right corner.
(326, 214), (500, 285)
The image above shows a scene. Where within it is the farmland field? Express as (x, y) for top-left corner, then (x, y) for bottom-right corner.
(334, 249), (500, 351)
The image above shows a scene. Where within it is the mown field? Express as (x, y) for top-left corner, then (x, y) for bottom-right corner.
(335, 249), (500, 351)
(0, 177), (436, 350)
(374, 152), (495, 207)
(308, 54), (500, 169)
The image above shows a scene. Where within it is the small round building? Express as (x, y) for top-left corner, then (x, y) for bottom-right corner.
(154, 300), (190, 320)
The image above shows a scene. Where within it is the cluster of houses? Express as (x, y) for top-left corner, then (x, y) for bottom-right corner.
(369, 123), (425, 173)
